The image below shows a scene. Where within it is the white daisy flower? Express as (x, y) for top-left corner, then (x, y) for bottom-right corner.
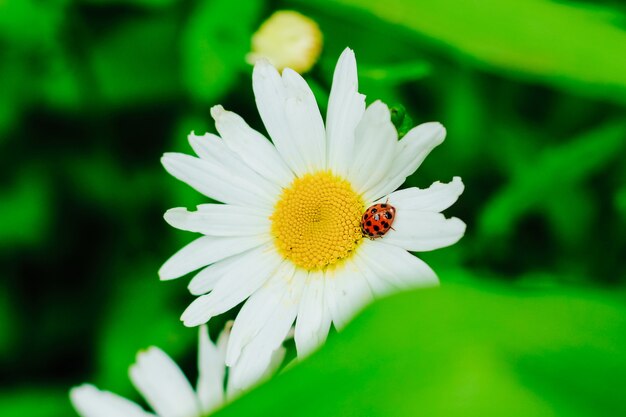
(70, 324), (284, 417)
(160, 48), (466, 390)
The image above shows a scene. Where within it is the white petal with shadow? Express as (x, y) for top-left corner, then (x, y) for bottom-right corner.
(225, 263), (303, 367)
(253, 60), (308, 175)
(70, 384), (154, 417)
(161, 152), (274, 208)
(282, 68), (327, 172)
(364, 122), (446, 202)
(357, 239), (439, 290)
(187, 250), (254, 296)
(380, 210), (466, 252)
(196, 325), (224, 414)
(210, 105), (294, 188)
(294, 269), (332, 357)
(325, 48), (366, 177)
(159, 235), (268, 281)
(164, 205), (270, 237)
(226, 269), (304, 390)
(181, 244), (282, 327)
(325, 259), (374, 331)
(129, 347), (200, 417)
(348, 101), (397, 195)
(188, 133), (281, 202)
(380, 177), (464, 212)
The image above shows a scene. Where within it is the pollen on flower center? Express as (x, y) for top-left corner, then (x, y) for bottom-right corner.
(271, 171), (364, 271)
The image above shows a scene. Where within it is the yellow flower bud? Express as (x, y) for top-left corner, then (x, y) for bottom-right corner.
(247, 10), (323, 74)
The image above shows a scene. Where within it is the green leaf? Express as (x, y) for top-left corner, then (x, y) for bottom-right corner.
(389, 103), (414, 139)
(38, 47), (83, 110)
(478, 121), (626, 239)
(0, 0), (66, 48)
(79, 0), (177, 7)
(213, 278), (626, 417)
(617, 187), (626, 220)
(296, 0), (626, 103)
(0, 389), (73, 417)
(94, 262), (196, 393)
(0, 170), (51, 247)
(182, 0), (263, 103)
(359, 61), (431, 84)
(0, 0), (69, 133)
(67, 151), (164, 214)
(0, 290), (15, 358)
(89, 15), (181, 106)
(0, 48), (28, 138)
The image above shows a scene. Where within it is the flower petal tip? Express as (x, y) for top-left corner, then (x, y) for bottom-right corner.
(451, 176), (465, 192)
(163, 207), (186, 226)
(181, 311), (204, 327)
(210, 105), (225, 120)
(69, 383), (94, 399)
(158, 265), (176, 281)
(253, 58), (275, 73)
(339, 46), (355, 58)
(452, 217), (467, 238)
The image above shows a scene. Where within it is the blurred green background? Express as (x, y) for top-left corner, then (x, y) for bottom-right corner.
(1, 0), (625, 416)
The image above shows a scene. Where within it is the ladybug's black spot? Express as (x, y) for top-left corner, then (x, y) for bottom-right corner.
(368, 231), (374, 236)
(380, 203), (388, 208)
(373, 225), (380, 232)
(377, 231), (384, 235)
(370, 207), (378, 213)
(366, 220), (372, 226)
(382, 221), (389, 228)
(384, 212), (393, 219)
(363, 213), (369, 220)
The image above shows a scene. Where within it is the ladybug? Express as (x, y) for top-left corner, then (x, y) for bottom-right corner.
(361, 202), (396, 239)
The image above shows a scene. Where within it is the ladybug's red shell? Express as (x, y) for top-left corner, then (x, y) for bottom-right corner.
(361, 203), (396, 238)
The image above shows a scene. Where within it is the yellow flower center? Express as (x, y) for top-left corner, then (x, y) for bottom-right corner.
(271, 171), (364, 271)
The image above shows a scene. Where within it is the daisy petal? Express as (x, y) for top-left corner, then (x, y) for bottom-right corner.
(381, 177), (464, 212)
(294, 270), (332, 357)
(282, 68), (326, 172)
(264, 345), (287, 380)
(162, 152), (274, 208)
(70, 384), (154, 417)
(226, 346), (287, 401)
(326, 48), (366, 177)
(197, 325), (225, 414)
(226, 269), (305, 391)
(216, 322), (231, 360)
(181, 244), (282, 327)
(252, 60), (307, 175)
(358, 262), (398, 297)
(210, 105), (294, 187)
(225, 264), (303, 367)
(358, 239), (439, 290)
(187, 251), (253, 296)
(381, 210), (466, 252)
(348, 101), (397, 194)
(159, 235), (268, 281)
(227, 341), (286, 394)
(325, 260), (374, 330)
(129, 347), (200, 417)
(164, 205), (271, 237)
(364, 122), (446, 202)
(188, 133), (281, 201)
